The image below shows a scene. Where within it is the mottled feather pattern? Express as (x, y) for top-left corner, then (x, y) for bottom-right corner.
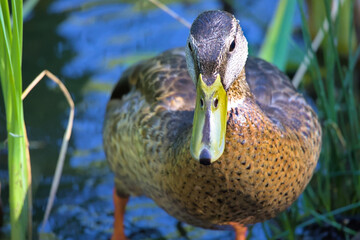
(103, 48), (322, 228)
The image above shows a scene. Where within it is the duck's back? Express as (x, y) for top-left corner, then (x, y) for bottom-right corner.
(110, 48), (195, 111)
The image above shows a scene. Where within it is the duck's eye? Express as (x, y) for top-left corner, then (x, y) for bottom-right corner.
(229, 39), (236, 52)
(213, 98), (219, 108)
(188, 42), (193, 52)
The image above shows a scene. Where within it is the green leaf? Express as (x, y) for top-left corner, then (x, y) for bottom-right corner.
(258, 0), (296, 70)
(0, 1), (30, 240)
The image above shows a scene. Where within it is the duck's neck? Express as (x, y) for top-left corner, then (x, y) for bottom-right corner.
(227, 68), (254, 109)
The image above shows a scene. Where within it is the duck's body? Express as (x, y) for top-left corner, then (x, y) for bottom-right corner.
(104, 48), (321, 229)
(104, 10), (322, 239)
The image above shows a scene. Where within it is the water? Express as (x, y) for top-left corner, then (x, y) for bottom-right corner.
(0, 0), (287, 239)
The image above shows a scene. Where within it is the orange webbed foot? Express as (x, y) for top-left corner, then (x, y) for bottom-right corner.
(229, 222), (247, 240)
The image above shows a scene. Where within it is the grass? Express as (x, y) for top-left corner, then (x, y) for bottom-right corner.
(0, 0), (31, 239)
(258, 0), (296, 71)
(262, 0), (360, 238)
(1, 0), (74, 238)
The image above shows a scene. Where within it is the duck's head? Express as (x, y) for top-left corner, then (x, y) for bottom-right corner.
(186, 10), (248, 165)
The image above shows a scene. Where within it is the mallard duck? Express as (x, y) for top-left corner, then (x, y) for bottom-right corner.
(103, 10), (322, 240)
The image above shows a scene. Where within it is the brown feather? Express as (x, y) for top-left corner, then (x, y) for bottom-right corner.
(103, 48), (322, 228)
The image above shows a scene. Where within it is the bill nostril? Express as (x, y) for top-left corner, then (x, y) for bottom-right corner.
(200, 98), (204, 108)
(214, 98), (218, 108)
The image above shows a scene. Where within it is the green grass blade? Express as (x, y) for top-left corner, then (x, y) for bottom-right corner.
(258, 0), (296, 70)
(0, 2), (15, 89)
(11, 0), (23, 94)
(297, 0), (330, 117)
(0, 1), (30, 239)
(309, 210), (357, 235)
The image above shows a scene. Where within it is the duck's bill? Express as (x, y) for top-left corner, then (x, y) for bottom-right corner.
(190, 74), (227, 165)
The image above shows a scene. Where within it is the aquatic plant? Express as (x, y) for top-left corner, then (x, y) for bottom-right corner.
(264, 0), (360, 238)
(0, 1), (32, 239)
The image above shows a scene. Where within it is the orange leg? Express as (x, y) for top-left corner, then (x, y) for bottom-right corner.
(111, 188), (129, 240)
(229, 222), (247, 240)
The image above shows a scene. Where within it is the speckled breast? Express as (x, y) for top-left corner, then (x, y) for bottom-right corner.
(148, 100), (320, 229)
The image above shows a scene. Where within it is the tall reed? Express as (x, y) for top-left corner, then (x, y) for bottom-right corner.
(0, 1), (31, 239)
(267, 0), (360, 238)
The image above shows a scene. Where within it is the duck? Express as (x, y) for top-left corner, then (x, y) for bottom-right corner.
(103, 10), (322, 240)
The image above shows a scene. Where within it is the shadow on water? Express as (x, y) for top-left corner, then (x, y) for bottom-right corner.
(0, 0), (285, 239)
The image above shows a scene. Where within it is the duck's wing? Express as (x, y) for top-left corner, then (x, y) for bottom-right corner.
(110, 48), (196, 111)
(245, 57), (297, 106)
(104, 48), (196, 192)
(245, 57), (321, 137)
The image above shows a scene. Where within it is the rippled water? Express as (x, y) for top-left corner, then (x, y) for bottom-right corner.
(0, 0), (286, 239)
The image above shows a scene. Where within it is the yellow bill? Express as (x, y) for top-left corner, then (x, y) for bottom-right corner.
(190, 74), (227, 165)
